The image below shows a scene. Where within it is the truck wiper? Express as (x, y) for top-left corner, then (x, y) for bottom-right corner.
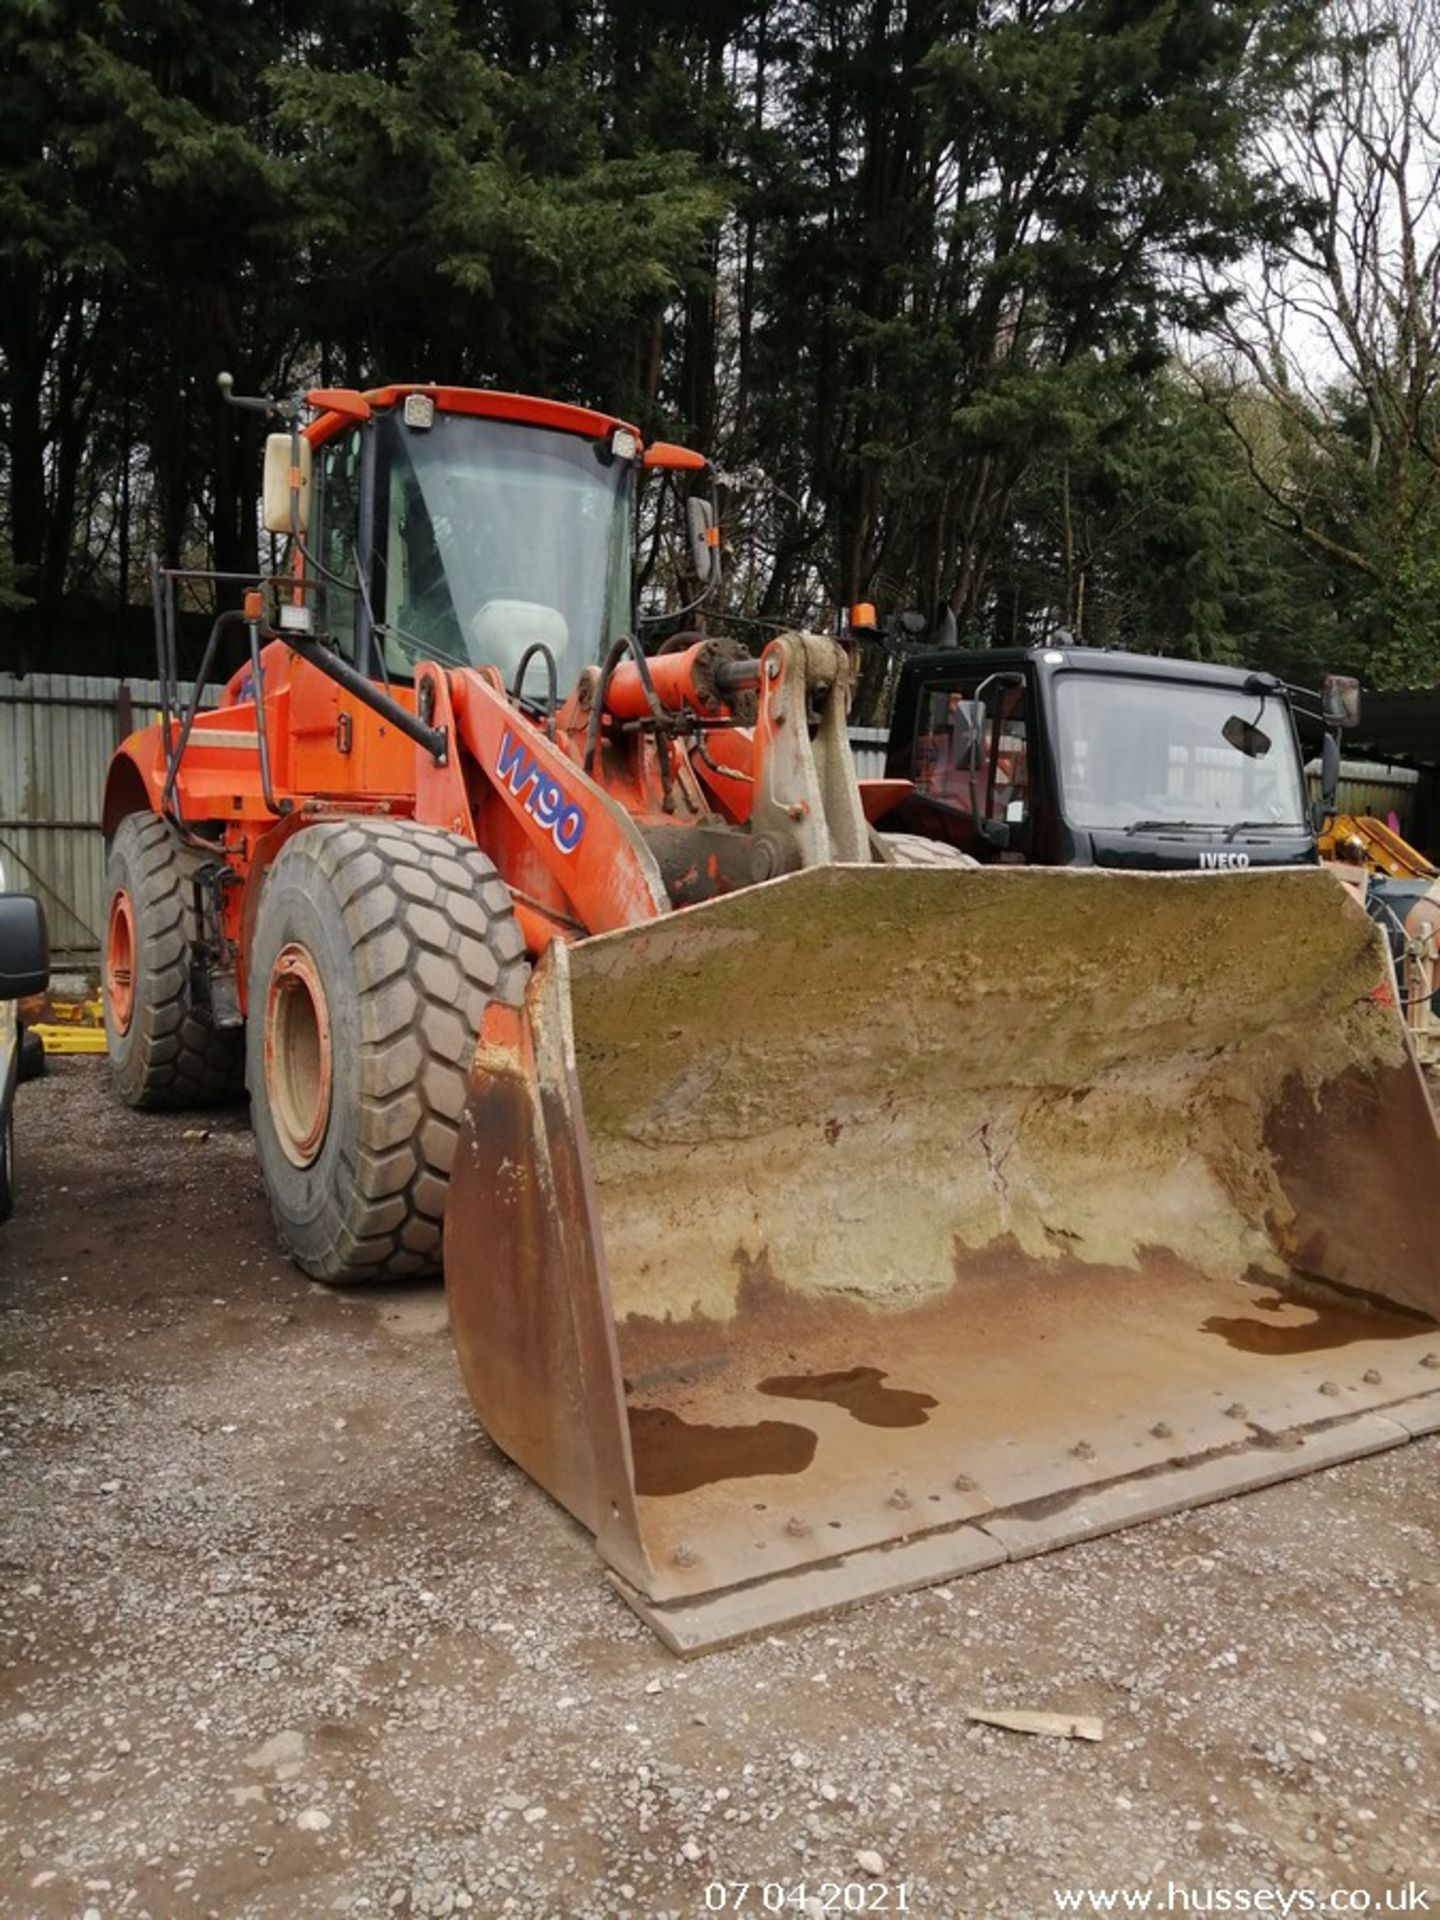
(1223, 819), (1305, 841)
(1123, 820), (1211, 835)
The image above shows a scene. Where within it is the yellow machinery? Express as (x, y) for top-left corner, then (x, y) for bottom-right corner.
(1320, 812), (1436, 881)
(24, 991), (108, 1056)
(1320, 816), (1440, 1066)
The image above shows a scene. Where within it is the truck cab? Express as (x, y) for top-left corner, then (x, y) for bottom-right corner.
(883, 644), (1317, 872)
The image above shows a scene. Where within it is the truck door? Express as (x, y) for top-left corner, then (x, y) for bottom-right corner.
(908, 673), (1034, 859)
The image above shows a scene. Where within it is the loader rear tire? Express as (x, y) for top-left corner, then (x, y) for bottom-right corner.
(247, 818), (528, 1283)
(104, 812), (246, 1109)
(880, 832), (979, 869)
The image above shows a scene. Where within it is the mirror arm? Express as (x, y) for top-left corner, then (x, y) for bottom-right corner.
(1319, 729), (1342, 818)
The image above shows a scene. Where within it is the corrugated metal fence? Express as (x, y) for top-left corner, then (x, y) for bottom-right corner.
(1305, 756), (1420, 823)
(848, 727), (891, 781)
(0, 678), (1426, 966)
(0, 674), (203, 965)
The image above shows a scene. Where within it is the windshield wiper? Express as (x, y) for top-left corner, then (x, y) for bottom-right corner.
(1123, 820), (1212, 835)
(1223, 819), (1306, 841)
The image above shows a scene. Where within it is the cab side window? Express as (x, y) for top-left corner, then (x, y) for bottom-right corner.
(913, 679), (1032, 838)
(315, 430), (362, 661)
(914, 685), (986, 816)
(987, 684), (1030, 827)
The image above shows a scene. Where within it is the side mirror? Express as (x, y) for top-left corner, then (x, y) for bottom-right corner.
(1320, 730), (1342, 815)
(263, 433), (313, 537)
(1322, 674), (1361, 729)
(948, 698), (986, 771)
(686, 497), (721, 587)
(306, 388), (372, 424)
(0, 893), (49, 1000)
(643, 441), (707, 472)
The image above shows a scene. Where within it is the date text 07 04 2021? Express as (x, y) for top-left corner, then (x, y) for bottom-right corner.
(703, 1885), (912, 1914)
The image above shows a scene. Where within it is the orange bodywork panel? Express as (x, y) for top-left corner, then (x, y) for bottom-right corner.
(308, 384), (639, 457)
(107, 639), (417, 822)
(857, 777), (912, 823)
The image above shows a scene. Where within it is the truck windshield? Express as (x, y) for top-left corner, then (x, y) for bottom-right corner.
(369, 408), (632, 688)
(1053, 673), (1308, 832)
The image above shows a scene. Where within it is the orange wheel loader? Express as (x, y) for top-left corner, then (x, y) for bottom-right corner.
(101, 379), (1440, 1652)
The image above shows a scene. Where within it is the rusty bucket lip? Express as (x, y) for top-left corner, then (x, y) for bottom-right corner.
(264, 940), (333, 1168)
(613, 1387), (1440, 1655)
(105, 887), (137, 1037)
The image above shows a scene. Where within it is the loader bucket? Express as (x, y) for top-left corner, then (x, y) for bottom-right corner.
(445, 865), (1440, 1653)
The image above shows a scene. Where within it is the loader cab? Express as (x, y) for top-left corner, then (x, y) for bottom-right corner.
(309, 391), (636, 692)
(886, 646), (1318, 871)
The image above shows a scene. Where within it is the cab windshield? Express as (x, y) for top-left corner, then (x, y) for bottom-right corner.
(366, 408), (633, 688)
(1053, 673), (1308, 831)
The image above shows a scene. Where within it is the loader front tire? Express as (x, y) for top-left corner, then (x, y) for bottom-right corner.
(247, 819), (528, 1283)
(104, 812), (246, 1109)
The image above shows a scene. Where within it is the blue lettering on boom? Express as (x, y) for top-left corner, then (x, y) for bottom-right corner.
(497, 728), (586, 854)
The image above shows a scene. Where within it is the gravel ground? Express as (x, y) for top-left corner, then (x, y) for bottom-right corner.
(1, 1060), (1437, 1920)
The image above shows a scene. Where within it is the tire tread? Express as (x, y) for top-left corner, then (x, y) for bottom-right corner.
(253, 819), (527, 1282)
(880, 831), (980, 869)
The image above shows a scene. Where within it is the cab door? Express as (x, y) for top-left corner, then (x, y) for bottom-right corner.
(902, 672), (1036, 860)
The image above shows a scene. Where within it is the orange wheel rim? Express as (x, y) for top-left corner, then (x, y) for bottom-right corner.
(106, 889), (137, 1036)
(265, 942), (333, 1168)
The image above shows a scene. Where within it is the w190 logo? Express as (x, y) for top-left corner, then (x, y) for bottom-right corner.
(496, 729), (587, 854)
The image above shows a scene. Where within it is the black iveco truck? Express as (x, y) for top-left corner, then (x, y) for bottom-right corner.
(881, 643), (1354, 873)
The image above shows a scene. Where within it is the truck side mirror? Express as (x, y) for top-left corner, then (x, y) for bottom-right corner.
(0, 893), (49, 1000)
(263, 432), (313, 537)
(686, 497), (721, 587)
(1322, 674), (1361, 729)
(948, 699), (986, 771)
